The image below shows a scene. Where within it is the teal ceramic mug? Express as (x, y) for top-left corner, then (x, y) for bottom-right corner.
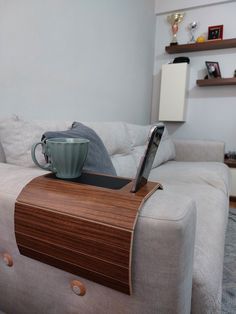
(31, 138), (89, 179)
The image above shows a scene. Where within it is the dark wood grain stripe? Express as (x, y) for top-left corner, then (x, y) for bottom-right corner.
(18, 246), (131, 295)
(16, 233), (129, 281)
(15, 203), (132, 249)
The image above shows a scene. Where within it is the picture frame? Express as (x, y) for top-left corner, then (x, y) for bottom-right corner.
(205, 61), (221, 78)
(208, 25), (223, 40)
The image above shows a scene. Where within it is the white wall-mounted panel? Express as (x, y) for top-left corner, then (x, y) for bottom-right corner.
(155, 0), (232, 14)
(159, 63), (188, 122)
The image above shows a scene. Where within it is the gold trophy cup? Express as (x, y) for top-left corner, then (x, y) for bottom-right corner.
(167, 12), (185, 45)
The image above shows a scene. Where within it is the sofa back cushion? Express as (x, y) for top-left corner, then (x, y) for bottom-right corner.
(126, 123), (176, 169)
(0, 117), (72, 167)
(0, 117), (175, 177)
(84, 121), (137, 177)
(152, 127), (176, 167)
(0, 117), (137, 176)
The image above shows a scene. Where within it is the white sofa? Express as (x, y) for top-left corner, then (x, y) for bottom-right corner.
(0, 117), (230, 314)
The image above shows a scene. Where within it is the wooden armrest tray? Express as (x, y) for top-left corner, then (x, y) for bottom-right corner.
(15, 173), (161, 294)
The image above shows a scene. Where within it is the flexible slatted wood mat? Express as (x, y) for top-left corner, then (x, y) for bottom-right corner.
(15, 173), (161, 294)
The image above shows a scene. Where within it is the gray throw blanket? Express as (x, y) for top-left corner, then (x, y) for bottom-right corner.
(42, 122), (117, 176)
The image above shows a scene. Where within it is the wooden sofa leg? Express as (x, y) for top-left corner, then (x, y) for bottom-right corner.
(3, 253), (13, 267)
(71, 280), (86, 296)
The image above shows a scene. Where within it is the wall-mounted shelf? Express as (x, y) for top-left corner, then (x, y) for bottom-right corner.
(165, 38), (236, 54)
(225, 158), (236, 168)
(196, 77), (236, 87)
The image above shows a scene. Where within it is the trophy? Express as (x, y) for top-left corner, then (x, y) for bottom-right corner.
(167, 12), (185, 45)
(188, 21), (198, 43)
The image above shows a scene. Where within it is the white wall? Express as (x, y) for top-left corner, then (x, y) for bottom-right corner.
(153, 1), (236, 151)
(0, 0), (155, 124)
(155, 0), (232, 14)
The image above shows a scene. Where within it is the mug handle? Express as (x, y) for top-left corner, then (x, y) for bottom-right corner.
(31, 142), (52, 171)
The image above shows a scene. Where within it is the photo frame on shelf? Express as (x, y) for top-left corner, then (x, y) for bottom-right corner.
(208, 25), (223, 40)
(205, 61), (221, 78)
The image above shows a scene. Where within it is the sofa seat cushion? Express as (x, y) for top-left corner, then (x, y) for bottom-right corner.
(149, 161), (230, 195)
(162, 182), (229, 313)
(149, 160), (230, 312)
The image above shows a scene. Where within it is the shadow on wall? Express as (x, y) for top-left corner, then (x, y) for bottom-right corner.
(151, 71), (162, 123)
(189, 85), (236, 99)
(164, 122), (186, 136)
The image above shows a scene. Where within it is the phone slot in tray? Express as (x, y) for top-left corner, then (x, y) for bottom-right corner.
(50, 172), (132, 190)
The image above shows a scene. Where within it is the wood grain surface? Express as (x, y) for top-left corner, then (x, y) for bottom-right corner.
(15, 173), (161, 294)
(196, 77), (236, 87)
(166, 38), (236, 54)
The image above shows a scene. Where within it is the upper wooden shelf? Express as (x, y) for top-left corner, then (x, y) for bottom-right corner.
(165, 38), (236, 54)
(196, 77), (236, 87)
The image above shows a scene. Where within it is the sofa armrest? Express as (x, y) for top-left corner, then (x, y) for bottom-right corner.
(173, 139), (225, 162)
(0, 163), (197, 313)
(133, 191), (196, 313)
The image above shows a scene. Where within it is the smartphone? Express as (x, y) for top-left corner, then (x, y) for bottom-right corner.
(130, 124), (165, 193)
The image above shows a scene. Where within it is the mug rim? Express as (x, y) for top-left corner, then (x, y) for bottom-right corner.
(46, 137), (89, 144)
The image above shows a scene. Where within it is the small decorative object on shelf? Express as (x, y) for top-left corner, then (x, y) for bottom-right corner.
(173, 56), (190, 64)
(188, 22), (198, 43)
(167, 12), (185, 46)
(196, 34), (206, 43)
(208, 25), (223, 40)
(205, 61), (221, 78)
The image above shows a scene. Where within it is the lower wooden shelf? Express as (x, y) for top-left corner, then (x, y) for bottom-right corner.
(225, 158), (236, 168)
(197, 77), (236, 87)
